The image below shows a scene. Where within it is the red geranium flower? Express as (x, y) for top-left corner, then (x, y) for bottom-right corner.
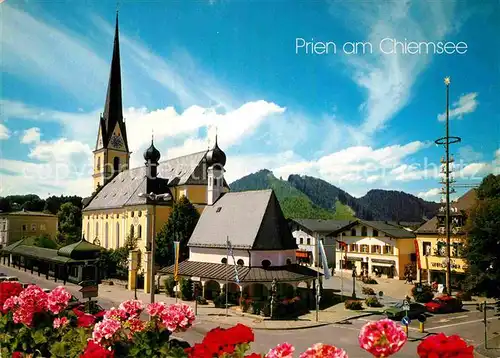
(245, 354), (263, 358)
(80, 340), (114, 358)
(12, 352), (23, 358)
(417, 333), (474, 358)
(0, 282), (23, 314)
(77, 313), (96, 328)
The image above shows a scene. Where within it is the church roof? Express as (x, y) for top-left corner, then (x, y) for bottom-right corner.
(290, 218), (354, 233)
(188, 189), (297, 250)
(83, 150), (228, 211)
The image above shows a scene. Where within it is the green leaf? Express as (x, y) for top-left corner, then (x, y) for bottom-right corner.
(32, 329), (48, 345)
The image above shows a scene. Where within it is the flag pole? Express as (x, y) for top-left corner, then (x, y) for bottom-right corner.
(225, 236), (229, 317)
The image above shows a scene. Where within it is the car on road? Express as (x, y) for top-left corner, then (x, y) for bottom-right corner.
(425, 295), (463, 313)
(383, 302), (427, 320)
(0, 276), (19, 282)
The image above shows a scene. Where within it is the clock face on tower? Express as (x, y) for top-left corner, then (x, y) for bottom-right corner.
(110, 135), (124, 149)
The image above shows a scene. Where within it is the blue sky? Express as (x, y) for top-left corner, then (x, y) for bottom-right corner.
(1, 0), (499, 201)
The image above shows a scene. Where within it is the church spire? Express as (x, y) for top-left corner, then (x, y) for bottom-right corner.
(101, 12), (128, 150)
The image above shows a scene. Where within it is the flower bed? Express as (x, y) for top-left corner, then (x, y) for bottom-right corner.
(0, 282), (475, 357)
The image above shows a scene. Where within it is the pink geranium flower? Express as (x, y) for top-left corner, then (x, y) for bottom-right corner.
(161, 303), (196, 332)
(47, 286), (72, 314)
(300, 343), (348, 358)
(103, 308), (128, 321)
(266, 342), (295, 358)
(359, 318), (407, 357)
(92, 318), (122, 346)
(53, 316), (69, 329)
(118, 299), (144, 318)
(146, 302), (168, 318)
(3, 285), (48, 326)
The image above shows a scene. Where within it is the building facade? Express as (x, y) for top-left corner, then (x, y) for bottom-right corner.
(415, 190), (476, 287)
(289, 219), (352, 267)
(0, 210), (58, 247)
(330, 220), (417, 280)
(81, 14), (229, 293)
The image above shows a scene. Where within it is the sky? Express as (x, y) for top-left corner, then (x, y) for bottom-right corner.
(1, 0), (499, 202)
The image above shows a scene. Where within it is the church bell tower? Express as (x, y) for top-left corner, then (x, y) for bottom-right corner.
(93, 13), (130, 190)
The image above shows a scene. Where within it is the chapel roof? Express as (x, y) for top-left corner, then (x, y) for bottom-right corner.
(187, 189), (297, 250)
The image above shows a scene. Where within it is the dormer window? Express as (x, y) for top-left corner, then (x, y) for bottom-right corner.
(261, 260), (271, 268)
(221, 258), (227, 264)
(237, 259), (244, 266)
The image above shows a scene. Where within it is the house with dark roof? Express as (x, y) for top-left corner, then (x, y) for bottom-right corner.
(325, 220), (417, 280)
(289, 219), (353, 266)
(0, 209), (58, 247)
(160, 190), (319, 300)
(415, 189), (477, 286)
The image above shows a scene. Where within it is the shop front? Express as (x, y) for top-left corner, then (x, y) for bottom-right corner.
(371, 258), (396, 278)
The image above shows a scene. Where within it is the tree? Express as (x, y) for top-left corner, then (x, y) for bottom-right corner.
(155, 196), (200, 267)
(463, 174), (500, 297)
(33, 234), (59, 249)
(57, 202), (82, 245)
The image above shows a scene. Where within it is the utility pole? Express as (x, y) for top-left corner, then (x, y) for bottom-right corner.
(435, 77), (461, 295)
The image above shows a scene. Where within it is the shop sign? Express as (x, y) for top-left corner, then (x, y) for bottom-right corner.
(431, 262), (461, 269)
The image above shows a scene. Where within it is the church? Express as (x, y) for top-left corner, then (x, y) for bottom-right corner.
(82, 14), (318, 297)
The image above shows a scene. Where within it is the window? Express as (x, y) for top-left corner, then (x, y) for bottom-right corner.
(214, 178), (219, 186)
(130, 225), (135, 238)
(286, 258), (292, 265)
(349, 244), (358, 252)
(371, 245), (381, 254)
(436, 242), (446, 256)
(423, 242), (432, 256)
(131, 211), (134, 218)
(360, 244), (369, 253)
(373, 230), (378, 237)
(350, 228), (356, 236)
(22, 224), (27, 231)
(138, 211), (142, 217)
(113, 157), (120, 171)
(307, 238), (311, 245)
(31, 224), (36, 231)
(137, 225), (142, 238)
(104, 223), (109, 248)
(299, 237), (304, 244)
(97, 157), (101, 171)
(221, 258), (227, 264)
(237, 259), (244, 266)
(116, 223), (120, 248)
(361, 226), (367, 236)
(452, 243), (464, 257)
(261, 260), (271, 268)
(87, 222), (90, 238)
(383, 245), (394, 255)
(95, 222), (99, 238)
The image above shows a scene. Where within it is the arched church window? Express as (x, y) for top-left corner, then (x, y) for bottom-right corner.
(113, 157), (120, 172)
(130, 224), (135, 238)
(105, 222), (109, 248)
(351, 228), (356, 236)
(261, 259), (271, 268)
(87, 222), (90, 238)
(95, 222), (99, 238)
(237, 259), (244, 266)
(137, 224), (142, 238)
(96, 157), (101, 171)
(116, 223), (120, 248)
(361, 226), (367, 236)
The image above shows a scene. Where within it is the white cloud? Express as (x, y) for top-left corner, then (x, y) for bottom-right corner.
(330, 1), (460, 137)
(417, 188), (441, 200)
(20, 127), (41, 144)
(1, 4), (109, 103)
(438, 92), (479, 121)
(0, 123), (10, 140)
(458, 145), (483, 162)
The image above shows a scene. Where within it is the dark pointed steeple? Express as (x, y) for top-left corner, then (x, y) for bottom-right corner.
(100, 12), (129, 151)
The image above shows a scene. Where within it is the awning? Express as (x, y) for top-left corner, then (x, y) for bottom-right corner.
(371, 259), (396, 265)
(159, 261), (320, 283)
(345, 257), (363, 262)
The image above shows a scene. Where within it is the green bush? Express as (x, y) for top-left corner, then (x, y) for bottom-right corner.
(213, 294), (226, 308)
(365, 296), (383, 307)
(180, 278), (193, 301)
(163, 276), (176, 297)
(344, 300), (363, 310)
(411, 284), (434, 303)
(456, 291), (472, 301)
(362, 286), (376, 295)
(196, 296), (208, 305)
(362, 277), (378, 284)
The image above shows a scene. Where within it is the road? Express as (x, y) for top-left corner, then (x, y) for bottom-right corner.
(2, 265), (499, 356)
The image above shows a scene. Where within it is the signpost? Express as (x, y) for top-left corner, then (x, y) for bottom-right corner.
(402, 298), (410, 334)
(79, 285), (99, 299)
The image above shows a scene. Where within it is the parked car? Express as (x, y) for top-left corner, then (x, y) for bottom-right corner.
(384, 302), (427, 320)
(425, 295), (463, 313)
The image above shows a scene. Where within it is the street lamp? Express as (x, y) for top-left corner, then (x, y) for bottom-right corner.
(138, 192), (172, 306)
(352, 267), (357, 298)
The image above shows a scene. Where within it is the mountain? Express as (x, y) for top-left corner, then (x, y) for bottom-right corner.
(230, 170), (352, 220)
(229, 170), (440, 221)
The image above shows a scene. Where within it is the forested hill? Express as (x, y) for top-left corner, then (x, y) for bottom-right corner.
(230, 170), (439, 221)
